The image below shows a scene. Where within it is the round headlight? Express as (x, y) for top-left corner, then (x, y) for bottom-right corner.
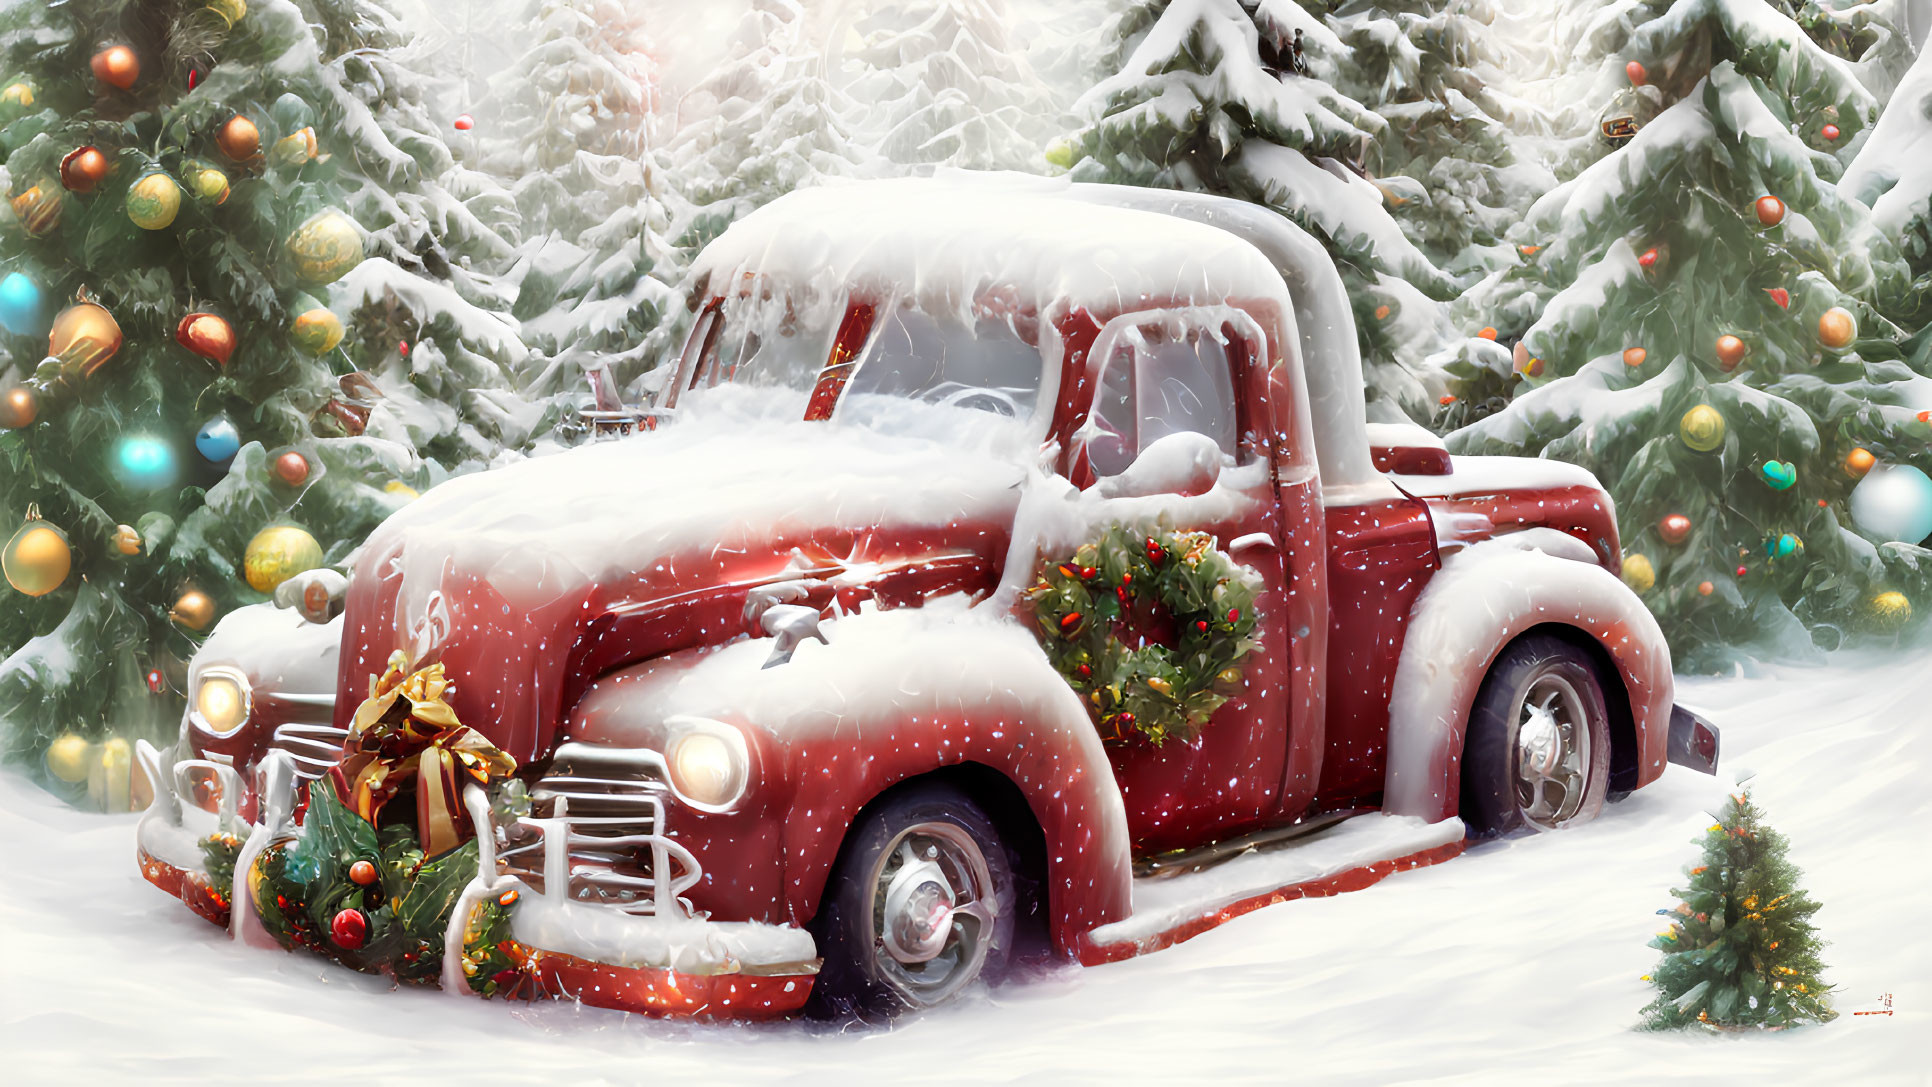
(666, 724), (748, 812)
(193, 668), (251, 736)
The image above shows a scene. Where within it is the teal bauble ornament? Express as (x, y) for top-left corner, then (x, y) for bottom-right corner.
(0, 272), (46, 335)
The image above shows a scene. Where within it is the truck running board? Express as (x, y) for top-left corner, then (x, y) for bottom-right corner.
(1082, 814), (1466, 965)
(1133, 808), (1377, 880)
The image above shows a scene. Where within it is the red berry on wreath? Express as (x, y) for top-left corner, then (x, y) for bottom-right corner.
(492, 969), (520, 988)
(1146, 538), (1164, 564)
(1075, 663), (1091, 678)
(1117, 712), (1135, 727)
(331, 907), (369, 949)
(1080, 566), (1097, 579)
(1196, 620), (1210, 633)
(1116, 586), (1130, 604)
(1226, 608), (1241, 623)
(349, 860), (377, 885)
(1736, 566), (1748, 577)
(1059, 611), (1082, 630)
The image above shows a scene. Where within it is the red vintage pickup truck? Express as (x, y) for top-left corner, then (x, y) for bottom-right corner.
(136, 174), (1717, 1020)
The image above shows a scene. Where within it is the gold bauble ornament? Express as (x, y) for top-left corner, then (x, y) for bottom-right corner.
(45, 733), (92, 784)
(170, 589), (217, 630)
(1817, 307), (1857, 350)
(126, 170), (182, 230)
(243, 525), (323, 593)
(205, 0), (248, 27)
(269, 126), (318, 168)
(1679, 404), (1726, 453)
(113, 523), (142, 555)
(286, 210), (363, 285)
(46, 299), (123, 379)
(1621, 553), (1656, 594)
(4, 510), (72, 596)
(1868, 590), (1912, 633)
(185, 162), (230, 205)
(290, 304), (344, 355)
(10, 183), (63, 235)
(0, 81), (34, 115)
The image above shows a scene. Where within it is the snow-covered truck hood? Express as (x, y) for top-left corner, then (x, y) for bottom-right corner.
(1389, 453), (1621, 570)
(331, 414), (1030, 764)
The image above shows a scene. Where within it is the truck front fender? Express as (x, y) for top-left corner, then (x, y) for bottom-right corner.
(564, 599), (1134, 956)
(1383, 531), (1673, 822)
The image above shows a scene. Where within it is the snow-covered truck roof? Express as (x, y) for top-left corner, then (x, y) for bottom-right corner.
(689, 174), (1293, 320)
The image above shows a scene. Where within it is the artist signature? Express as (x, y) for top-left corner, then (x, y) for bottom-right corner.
(1852, 993), (1894, 1017)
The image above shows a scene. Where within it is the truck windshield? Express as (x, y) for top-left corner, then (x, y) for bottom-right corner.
(686, 292), (1049, 448)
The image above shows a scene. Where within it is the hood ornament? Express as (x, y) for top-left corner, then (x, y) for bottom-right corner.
(760, 604), (827, 669)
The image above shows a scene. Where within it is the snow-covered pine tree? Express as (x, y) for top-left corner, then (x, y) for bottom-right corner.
(1446, 1), (1931, 665)
(1641, 790), (1835, 1031)
(664, 0), (870, 255)
(303, 0), (547, 469)
(0, 0), (490, 797)
(484, 0), (680, 401)
(1842, 38), (1932, 330)
(837, 0), (1065, 172)
(1065, 0), (1462, 420)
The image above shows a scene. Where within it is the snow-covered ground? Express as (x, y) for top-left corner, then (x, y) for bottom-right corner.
(3, 653), (1926, 1086)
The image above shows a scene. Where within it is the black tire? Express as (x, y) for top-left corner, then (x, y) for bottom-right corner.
(1461, 634), (1613, 837)
(807, 782), (1019, 1020)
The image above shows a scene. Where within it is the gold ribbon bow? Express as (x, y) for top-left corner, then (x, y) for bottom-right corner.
(333, 653), (516, 857)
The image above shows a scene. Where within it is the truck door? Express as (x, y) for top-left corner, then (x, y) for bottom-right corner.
(1066, 307), (1292, 854)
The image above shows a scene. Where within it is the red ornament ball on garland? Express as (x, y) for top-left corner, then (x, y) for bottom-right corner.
(398, 340), (409, 357)
(453, 113), (473, 131)
(91, 45), (139, 90)
(1, 386), (36, 429)
(331, 907), (369, 949)
(1765, 287), (1790, 310)
(273, 450), (311, 486)
(1714, 334), (1746, 371)
(146, 669), (165, 694)
(1623, 347), (1647, 367)
(1659, 513), (1692, 546)
(1736, 566), (1748, 578)
(59, 146), (110, 193)
(1638, 247), (1659, 269)
(1821, 123), (1840, 141)
(1698, 581), (1714, 596)
(348, 860), (377, 886)
(1626, 60), (1647, 86)
(1754, 195), (1786, 227)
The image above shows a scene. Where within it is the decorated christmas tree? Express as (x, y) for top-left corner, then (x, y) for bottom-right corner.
(1445, 1), (1932, 666)
(1641, 790), (1835, 1031)
(1062, 0), (1464, 420)
(483, 0), (681, 400)
(0, 0), (520, 801)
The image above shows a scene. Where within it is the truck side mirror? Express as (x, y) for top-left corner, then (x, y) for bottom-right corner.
(1095, 430), (1224, 499)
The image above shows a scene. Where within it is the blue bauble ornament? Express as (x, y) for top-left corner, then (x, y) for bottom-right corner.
(0, 272), (46, 336)
(194, 415), (241, 465)
(114, 435), (179, 491)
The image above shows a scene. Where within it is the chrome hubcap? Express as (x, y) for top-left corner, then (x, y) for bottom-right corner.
(869, 822), (996, 1006)
(1515, 672), (1590, 829)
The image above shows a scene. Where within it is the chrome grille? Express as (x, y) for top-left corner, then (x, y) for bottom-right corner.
(270, 721), (348, 781)
(500, 743), (701, 916)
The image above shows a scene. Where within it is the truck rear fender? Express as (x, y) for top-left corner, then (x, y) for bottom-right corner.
(1383, 531), (1672, 822)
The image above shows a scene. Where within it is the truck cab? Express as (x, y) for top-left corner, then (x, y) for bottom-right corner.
(136, 174), (1717, 1020)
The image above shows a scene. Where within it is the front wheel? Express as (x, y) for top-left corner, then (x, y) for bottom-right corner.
(1461, 634), (1612, 836)
(808, 783), (1017, 1019)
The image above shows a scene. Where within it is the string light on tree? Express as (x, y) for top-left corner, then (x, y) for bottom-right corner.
(113, 434), (178, 491)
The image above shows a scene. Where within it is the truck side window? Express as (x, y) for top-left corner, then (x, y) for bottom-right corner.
(1088, 320), (1242, 478)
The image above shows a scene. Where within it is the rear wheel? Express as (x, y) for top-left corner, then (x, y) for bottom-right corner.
(1462, 634), (1612, 836)
(808, 782), (1018, 1019)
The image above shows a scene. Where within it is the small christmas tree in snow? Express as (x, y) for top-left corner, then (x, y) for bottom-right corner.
(1066, 0), (1462, 420)
(1641, 790), (1834, 1031)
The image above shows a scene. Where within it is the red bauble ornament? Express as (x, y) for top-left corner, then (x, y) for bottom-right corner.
(331, 907), (369, 948)
(1765, 287), (1790, 309)
(176, 312), (236, 367)
(1477, 326), (1497, 340)
(146, 669), (165, 694)
(1074, 663), (1091, 678)
(59, 146), (110, 193)
(1438, 394), (1457, 405)
(453, 114), (474, 131)
(1638, 247), (1659, 268)
(91, 45), (139, 90)
(1736, 566), (1748, 578)
(348, 860), (378, 886)
(187, 68), (199, 90)
(1623, 347), (1647, 368)
(1821, 123), (1840, 141)
(1659, 514), (1692, 546)
(398, 340), (409, 356)
(273, 450), (311, 486)
(1698, 581), (1714, 596)
(1754, 195), (1786, 227)
(1714, 334), (1746, 371)
(1625, 60), (1647, 86)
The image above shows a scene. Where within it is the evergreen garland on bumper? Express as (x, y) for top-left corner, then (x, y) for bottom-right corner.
(1641, 790), (1834, 1031)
